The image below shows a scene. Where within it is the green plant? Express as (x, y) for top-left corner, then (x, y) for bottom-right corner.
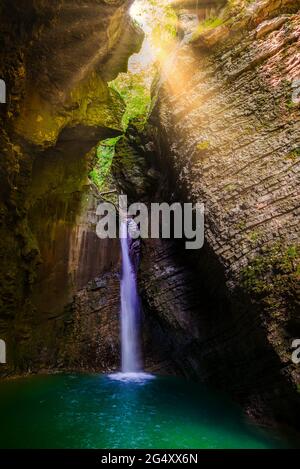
(109, 72), (151, 131)
(192, 17), (224, 41)
(286, 100), (297, 109)
(89, 136), (121, 191)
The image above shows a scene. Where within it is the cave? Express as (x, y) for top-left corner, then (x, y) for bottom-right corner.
(0, 0), (299, 451)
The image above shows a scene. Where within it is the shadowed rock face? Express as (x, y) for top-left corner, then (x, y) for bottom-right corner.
(140, 2), (300, 427)
(0, 0), (143, 146)
(0, 0), (142, 376)
(27, 126), (122, 316)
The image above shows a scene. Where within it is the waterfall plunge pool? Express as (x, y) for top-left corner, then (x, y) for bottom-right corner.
(0, 373), (288, 449)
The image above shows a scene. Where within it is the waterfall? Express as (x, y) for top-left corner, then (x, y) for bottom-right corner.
(109, 219), (154, 382)
(120, 220), (141, 373)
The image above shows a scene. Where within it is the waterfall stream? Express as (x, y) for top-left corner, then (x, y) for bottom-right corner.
(109, 220), (153, 382)
(120, 220), (141, 373)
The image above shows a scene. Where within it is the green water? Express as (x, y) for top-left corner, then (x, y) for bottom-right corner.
(0, 373), (286, 449)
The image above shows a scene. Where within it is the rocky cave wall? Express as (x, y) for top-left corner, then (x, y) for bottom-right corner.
(136, 0), (300, 427)
(0, 0), (142, 375)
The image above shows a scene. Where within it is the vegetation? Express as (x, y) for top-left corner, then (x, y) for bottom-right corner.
(196, 140), (210, 151)
(241, 244), (299, 314)
(89, 0), (177, 192)
(151, 3), (177, 42)
(190, 0), (259, 43)
(248, 230), (260, 243)
(286, 100), (297, 109)
(108, 0), (177, 132)
(192, 17), (224, 41)
(89, 136), (121, 191)
(109, 72), (151, 132)
(285, 148), (300, 161)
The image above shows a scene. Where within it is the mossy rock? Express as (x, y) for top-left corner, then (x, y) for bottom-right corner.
(14, 72), (124, 147)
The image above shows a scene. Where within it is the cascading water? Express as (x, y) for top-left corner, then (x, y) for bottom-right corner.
(109, 219), (153, 382)
(120, 220), (141, 373)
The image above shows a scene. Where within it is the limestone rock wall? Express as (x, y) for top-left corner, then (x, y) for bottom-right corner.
(0, 0), (141, 376)
(143, 0), (300, 426)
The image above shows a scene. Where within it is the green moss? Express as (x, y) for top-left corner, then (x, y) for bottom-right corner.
(15, 72), (123, 147)
(196, 140), (210, 151)
(109, 72), (151, 132)
(248, 230), (260, 242)
(241, 244), (299, 313)
(285, 148), (300, 161)
(236, 220), (246, 230)
(192, 17), (225, 41)
(89, 136), (121, 191)
(286, 100), (298, 109)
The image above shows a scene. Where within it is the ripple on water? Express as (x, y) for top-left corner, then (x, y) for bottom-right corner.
(107, 372), (155, 383)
